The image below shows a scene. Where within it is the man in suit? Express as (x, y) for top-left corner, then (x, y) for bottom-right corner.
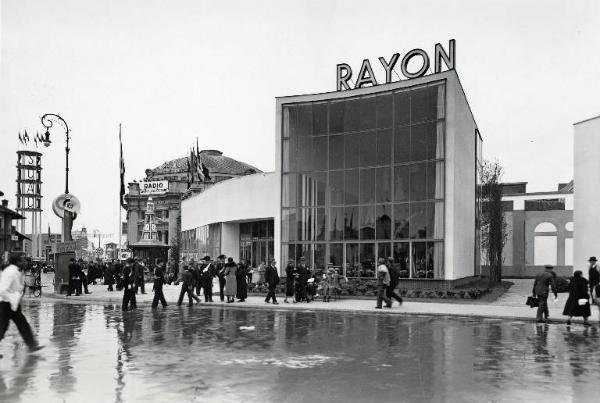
(67, 258), (82, 296)
(532, 264), (558, 323)
(265, 260), (280, 304)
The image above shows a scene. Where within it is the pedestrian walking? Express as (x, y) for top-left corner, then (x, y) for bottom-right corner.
(321, 268), (334, 302)
(121, 260), (137, 311)
(532, 265), (558, 323)
(224, 258), (237, 303)
(0, 254), (43, 352)
(563, 270), (591, 326)
(284, 260), (296, 303)
(236, 259), (248, 302)
(105, 261), (116, 291)
(375, 258), (393, 309)
(151, 267), (168, 309)
(386, 257), (403, 306)
(133, 258), (146, 295)
(177, 265), (200, 306)
(265, 260), (280, 304)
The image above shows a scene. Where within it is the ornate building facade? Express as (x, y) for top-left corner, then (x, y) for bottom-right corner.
(124, 149), (260, 256)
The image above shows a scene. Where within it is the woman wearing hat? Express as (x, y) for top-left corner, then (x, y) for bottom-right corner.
(562, 270), (591, 326)
(223, 258), (238, 303)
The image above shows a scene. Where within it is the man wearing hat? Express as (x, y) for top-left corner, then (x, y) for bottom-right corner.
(200, 256), (214, 302)
(532, 264), (558, 323)
(295, 256), (310, 303)
(588, 257), (600, 311)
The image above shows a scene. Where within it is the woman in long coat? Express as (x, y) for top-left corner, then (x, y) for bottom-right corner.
(236, 260), (248, 302)
(224, 258), (238, 303)
(284, 260), (296, 303)
(563, 270), (591, 325)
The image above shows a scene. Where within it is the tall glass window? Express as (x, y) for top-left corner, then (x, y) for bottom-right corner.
(282, 82), (445, 278)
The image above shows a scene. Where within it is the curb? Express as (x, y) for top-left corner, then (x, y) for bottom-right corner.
(31, 292), (598, 326)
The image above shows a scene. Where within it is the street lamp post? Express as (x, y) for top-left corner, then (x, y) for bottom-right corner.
(41, 113), (70, 194)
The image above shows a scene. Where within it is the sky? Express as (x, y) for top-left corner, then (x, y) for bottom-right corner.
(1, 0), (599, 244)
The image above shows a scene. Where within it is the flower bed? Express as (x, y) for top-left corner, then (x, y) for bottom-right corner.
(247, 278), (492, 300)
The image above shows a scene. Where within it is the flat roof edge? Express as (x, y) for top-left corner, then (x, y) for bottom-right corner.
(573, 114), (600, 126)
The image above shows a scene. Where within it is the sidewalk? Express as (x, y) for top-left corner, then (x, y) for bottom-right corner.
(34, 278), (600, 324)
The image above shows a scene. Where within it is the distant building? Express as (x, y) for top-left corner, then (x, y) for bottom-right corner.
(0, 199), (26, 262)
(482, 181), (574, 278)
(124, 149), (261, 257)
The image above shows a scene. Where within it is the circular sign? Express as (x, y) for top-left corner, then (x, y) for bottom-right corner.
(52, 193), (81, 219)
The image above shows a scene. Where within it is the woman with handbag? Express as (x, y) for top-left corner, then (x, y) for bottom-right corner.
(562, 270), (591, 326)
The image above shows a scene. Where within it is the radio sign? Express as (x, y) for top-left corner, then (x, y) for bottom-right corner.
(336, 39), (455, 91)
(140, 181), (168, 195)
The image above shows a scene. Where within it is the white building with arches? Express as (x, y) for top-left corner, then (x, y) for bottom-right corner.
(482, 181), (574, 278)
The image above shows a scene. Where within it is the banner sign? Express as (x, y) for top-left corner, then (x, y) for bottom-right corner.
(336, 39), (455, 91)
(55, 241), (77, 253)
(119, 250), (132, 260)
(140, 181), (168, 195)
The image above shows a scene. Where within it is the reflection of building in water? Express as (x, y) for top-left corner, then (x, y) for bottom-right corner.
(182, 70), (482, 289)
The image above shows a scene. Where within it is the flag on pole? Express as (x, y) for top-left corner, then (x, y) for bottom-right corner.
(195, 138), (206, 182)
(23, 130), (29, 144)
(18, 132), (23, 144)
(119, 124), (126, 208)
(201, 162), (211, 181)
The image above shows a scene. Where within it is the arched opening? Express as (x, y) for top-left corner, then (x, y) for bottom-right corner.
(534, 222), (557, 265)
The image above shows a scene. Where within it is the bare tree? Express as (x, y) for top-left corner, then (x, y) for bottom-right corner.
(480, 159), (508, 286)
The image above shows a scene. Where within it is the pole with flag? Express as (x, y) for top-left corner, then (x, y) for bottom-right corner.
(119, 123), (125, 257)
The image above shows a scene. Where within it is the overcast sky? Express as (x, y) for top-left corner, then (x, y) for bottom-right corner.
(1, 0), (599, 244)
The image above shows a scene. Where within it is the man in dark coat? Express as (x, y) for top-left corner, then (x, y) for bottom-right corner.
(216, 255), (227, 302)
(133, 258), (146, 294)
(105, 261), (116, 291)
(532, 265), (558, 323)
(295, 257), (310, 303)
(386, 257), (403, 305)
(152, 268), (168, 309)
(79, 259), (91, 294)
(236, 259), (248, 302)
(177, 265), (200, 306)
(67, 258), (82, 296)
(200, 256), (214, 302)
(264, 260), (280, 304)
(121, 260), (137, 311)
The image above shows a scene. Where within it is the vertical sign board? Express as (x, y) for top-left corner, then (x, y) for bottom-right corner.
(16, 150), (43, 258)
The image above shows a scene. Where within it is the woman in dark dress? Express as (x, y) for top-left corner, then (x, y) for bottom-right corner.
(562, 270), (591, 326)
(236, 259), (248, 302)
(284, 260), (296, 303)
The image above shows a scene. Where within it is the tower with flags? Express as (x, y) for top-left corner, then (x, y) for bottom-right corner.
(16, 129), (44, 259)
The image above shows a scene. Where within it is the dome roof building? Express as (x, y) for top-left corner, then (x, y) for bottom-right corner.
(124, 149), (261, 259)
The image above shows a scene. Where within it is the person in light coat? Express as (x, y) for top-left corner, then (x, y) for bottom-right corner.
(223, 258), (238, 303)
(0, 254), (43, 352)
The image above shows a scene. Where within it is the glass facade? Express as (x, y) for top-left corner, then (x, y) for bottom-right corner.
(239, 220), (274, 267)
(281, 83), (445, 278)
(181, 223), (221, 262)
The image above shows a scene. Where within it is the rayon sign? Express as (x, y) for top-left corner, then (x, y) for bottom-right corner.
(140, 181), (168, 195)
(336, 39), (455, 91)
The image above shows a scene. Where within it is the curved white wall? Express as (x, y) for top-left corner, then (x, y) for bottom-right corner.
(181, 172), (277, 230)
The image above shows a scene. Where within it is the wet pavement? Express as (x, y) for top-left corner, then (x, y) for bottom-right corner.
(0, 301), (599, 402)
